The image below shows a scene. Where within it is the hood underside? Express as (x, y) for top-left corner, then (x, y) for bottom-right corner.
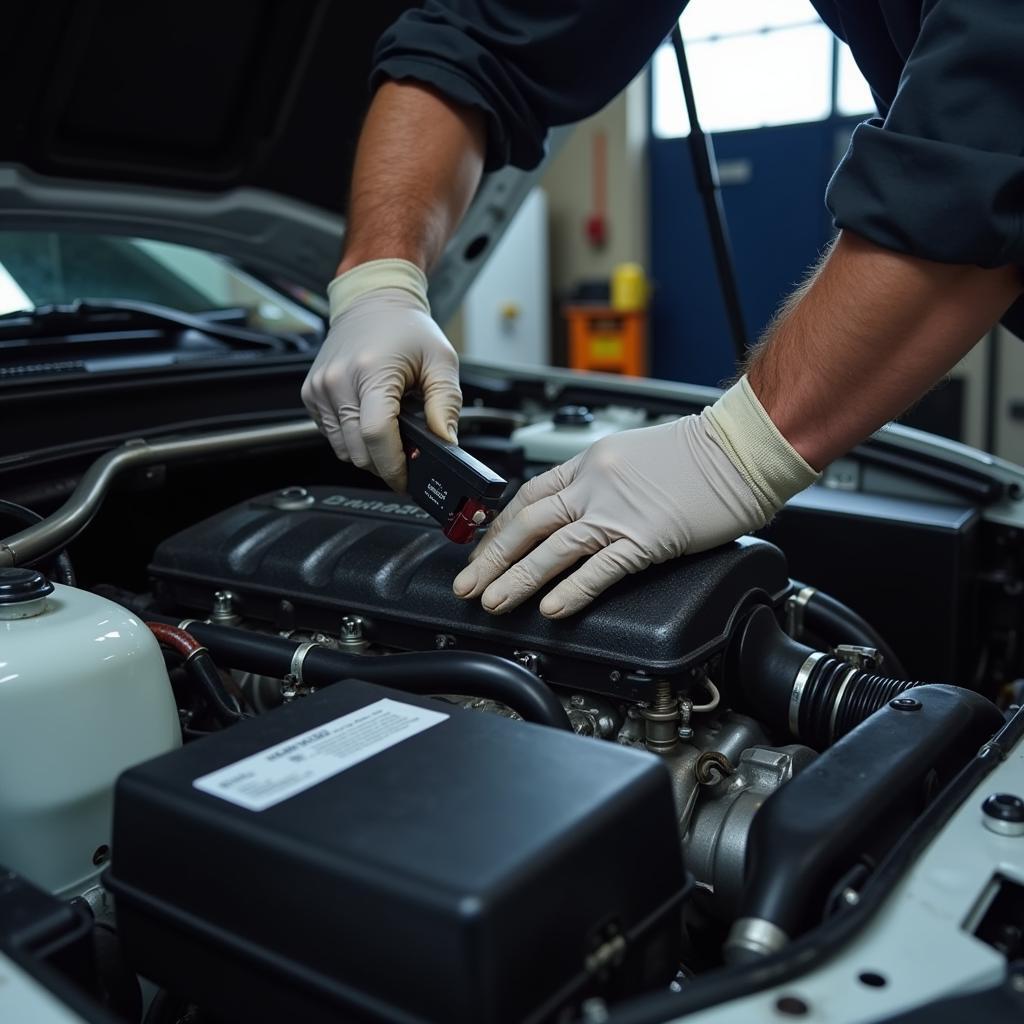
(0, 0), (555, 314)
(4, 0), (412, 210)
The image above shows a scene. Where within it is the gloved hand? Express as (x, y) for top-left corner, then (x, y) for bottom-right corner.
(453, 377), (819, 618)
(301, 258), (461, 492)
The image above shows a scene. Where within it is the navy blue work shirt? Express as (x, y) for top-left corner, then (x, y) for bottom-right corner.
(372, 1), (1024, 323)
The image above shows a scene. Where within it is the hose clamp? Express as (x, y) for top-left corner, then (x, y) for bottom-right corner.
(789, 650), (825, 737)
(177, 618), (199, 631)
(288, 641), (321, 686)
(829, 665), (860, 743)
(785, 585), (816, 639)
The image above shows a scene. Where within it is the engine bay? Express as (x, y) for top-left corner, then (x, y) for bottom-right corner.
(2, 377), (1024, 1024)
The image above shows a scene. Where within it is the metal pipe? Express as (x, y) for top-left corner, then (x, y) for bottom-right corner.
(0, 498), (77, 584)
(0, 420), (319, 568)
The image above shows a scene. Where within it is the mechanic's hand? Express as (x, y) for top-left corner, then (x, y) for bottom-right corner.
(301, 258), (461, 492)
(453, 377), (819, 618)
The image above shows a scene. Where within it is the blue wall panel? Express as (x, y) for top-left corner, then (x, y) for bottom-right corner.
(649, 119), (860, 385)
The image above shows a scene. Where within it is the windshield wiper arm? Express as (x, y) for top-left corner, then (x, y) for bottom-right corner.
(0, 298), (303, 351)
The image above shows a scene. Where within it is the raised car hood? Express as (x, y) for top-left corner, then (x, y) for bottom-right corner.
(0, 0), (554, 321)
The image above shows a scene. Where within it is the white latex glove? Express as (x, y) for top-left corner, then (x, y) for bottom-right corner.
(301, 258), (461, 491)
(453, 377), (819, 618)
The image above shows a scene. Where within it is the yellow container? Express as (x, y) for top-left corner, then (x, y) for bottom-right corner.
(611, 262), (648, 312)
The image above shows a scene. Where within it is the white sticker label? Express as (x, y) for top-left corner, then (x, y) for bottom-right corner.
(192, 698), (449, 811)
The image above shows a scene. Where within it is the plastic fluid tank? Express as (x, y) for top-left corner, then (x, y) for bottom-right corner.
(511, 405), (649, 464)
(0, 570), (180, 896)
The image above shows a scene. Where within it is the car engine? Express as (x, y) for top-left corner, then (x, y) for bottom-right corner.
(0, 410), (1020, 1024)
(145, 484), (809, 926)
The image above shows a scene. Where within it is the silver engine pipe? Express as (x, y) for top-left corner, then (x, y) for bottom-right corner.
(0, 420), (319, 568)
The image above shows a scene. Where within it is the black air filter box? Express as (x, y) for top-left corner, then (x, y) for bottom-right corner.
(149, 487), (790, 699)
(105, 681), (687, 1024)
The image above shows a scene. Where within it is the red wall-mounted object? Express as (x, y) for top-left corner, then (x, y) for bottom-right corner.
(585, 131), (608, 249)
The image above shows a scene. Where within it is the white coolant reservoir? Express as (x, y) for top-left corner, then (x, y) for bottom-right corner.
(0, 570), (180, 896)
(511, 405), (650, 464)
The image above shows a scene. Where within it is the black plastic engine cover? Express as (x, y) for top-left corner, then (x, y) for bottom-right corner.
(149, 486), (791, 698)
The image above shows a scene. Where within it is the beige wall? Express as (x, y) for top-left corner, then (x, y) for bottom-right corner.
(941, 329), (1024, 462)
(539, 71), (650, 296)
(992, 327), (1024, 464)
(447, 73), (649, 350)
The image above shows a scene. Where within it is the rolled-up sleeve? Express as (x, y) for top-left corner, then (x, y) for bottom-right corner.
(371, 1), (680, 171)
(826, 0), (1024, 270)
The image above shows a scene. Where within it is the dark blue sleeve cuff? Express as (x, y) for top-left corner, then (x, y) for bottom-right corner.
(371, 56), (545, 173)
(371, 1), (679, 172)
(827, 119), (1024, 269)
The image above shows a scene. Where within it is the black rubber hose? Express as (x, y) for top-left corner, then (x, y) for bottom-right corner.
(0, 499), (76, 586)
(186, 650), (245, 726)
(144, 613), (571, 731)
(795, 584), (908, 679)
(147, 623), (244, 726)
(143, 990), (192, 1024)
(91, 921), (143, 1023)
(728, 605), (919, 748)
(797, 658), (918, 750)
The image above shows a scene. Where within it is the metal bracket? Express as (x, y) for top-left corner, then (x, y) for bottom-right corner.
(835, 644), (882, 672)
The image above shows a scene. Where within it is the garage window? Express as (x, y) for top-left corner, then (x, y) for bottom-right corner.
(652, 0), (876, 138)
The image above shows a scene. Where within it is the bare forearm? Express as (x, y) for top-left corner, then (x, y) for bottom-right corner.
(338, 81), (486, 275)
(747, 231), (1022, 469)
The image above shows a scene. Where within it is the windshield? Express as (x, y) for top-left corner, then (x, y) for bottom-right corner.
(0, 231), (322, 336)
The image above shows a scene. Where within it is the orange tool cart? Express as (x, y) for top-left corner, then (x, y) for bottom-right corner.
(565, 263), (649, 376)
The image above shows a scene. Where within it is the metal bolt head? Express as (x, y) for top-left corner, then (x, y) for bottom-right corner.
(340, 616), (364, 641)
(514, 650), (541, 674)
(982, 793), (1024, 836)
(677, 725), (694, 740)
(210, 590), (241, 624)
(273, 486), (315, 510)
(841, 887), (860, 906)
(434, 634), (455, 650)
(890, 697), (922, 711)
(570, 694), (586, 708)
(568, 710), (595, 737)
(609, 670), (622, 683)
